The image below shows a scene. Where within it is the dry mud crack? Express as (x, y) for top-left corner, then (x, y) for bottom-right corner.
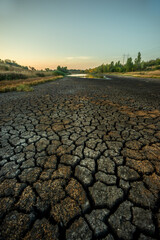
(0, 76), (160, 240)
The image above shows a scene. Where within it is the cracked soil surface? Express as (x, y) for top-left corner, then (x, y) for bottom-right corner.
(0, 75), (160, 240)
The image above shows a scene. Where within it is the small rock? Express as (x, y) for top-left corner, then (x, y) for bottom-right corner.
(98, 156), (115, 174)
(66, 178), (90, 212)
(36, 138), (49, 152)
(89, 181), (124, 208)
(19, 167), (42, 184)
(75, 165), (93, 186)
(108, 201), (136, 240)
(118, 166), (140, 181)
(51, 197), (81, 226)
(66, 217), (92, 240)
(23, 218), (59, 240)
(95, 171), (116, 185)
(132, 207), (155, 234)
(85, 209), (109, 237)
(129, 182), (156, 208)
(80, 158), (95, 172)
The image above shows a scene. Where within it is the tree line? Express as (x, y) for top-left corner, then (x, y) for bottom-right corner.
(85, 52), (160, 74)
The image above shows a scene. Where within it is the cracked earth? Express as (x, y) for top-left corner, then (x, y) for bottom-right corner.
(0, 75), (160, 240)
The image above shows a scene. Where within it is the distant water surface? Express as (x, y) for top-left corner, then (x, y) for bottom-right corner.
(68, 74), (87, 78)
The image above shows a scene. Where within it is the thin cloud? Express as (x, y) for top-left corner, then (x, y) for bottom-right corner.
(66, 56), (92, 60)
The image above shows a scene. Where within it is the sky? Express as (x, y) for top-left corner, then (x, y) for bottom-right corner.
(0, 0), (160, 70)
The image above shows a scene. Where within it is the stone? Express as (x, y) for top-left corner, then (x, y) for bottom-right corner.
(122, 148), (144, 160)
(98, 156), (115, 174)
(34, 179), (66, 204)
(84, 147), (100, 159)
(35, 197), (50, 213)
(36, 156), (48, 167)
(119, 179), (130, 192)
(60, 154), (80, 167)
(73, 145), (84, 158)
(143, 173), (160, 194)
(75, 136), (87, 145)
(23, 143), (35, 152)
(16, 186), (36, 212)
(89, 181), (124, 208)
(0, 146), (14, 159)
(126, 158), (154, 174)
(138, 234), (156, 240)
(28, 135), (40, 143)
(0, 162), (20, 179)
(95, 171), (116, 185)
(75, 165), (93, 186)
(51, 197), (81, 226)
(47, 140), (61, 155)
(117, 166), (140, 181)
(112, 156), (124, 165)
(66, 178), (90, 212)
(142, 144), (160, 161)
(39, 169), (54, 180)
(1, 211), (35, 240)
(9, 137), (25, 146)
(102, 234), (114, 240)
(66, 217), (92, 240)
(132, 207), (155, 234)
(86, 138), (101, 149)
(19, 167), (42, 184)
(10, 153), (25, 163)
(23, 218), (59, 240)
(85, 209), (109, 237)
(44, 155), (57, 169)
(108, 201), (136, 240)
(0, 197), (15, 218)
(125, 140), (142, 150)
(129, 182), (156, 208)
(0, 179), (26, 197)
(51, 165), (71, 179)
(21, 159), (35, 169)
(36, 138), (49, 152)
(80, 158), (95, 172)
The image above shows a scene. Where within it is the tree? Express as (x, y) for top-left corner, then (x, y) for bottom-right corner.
(134, 52), (141, 71)
(109, 61), (115, 72)
(125, 57), (133, 72)
(57, 66), (68, 74)
(29, 66), (36, 71)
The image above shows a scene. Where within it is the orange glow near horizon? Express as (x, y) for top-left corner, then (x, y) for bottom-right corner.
(1, 55), (102, 70)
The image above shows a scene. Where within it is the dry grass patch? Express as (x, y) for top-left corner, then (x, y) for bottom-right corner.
(123, 70), (160, 79)
(0, 75), (63, 92)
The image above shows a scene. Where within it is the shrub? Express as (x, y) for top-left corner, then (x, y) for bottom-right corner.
(16, 84), (33, 92)
(0, 72), (28, 81)
(36, 72), (45, 77)
(53, 70), (65, 76)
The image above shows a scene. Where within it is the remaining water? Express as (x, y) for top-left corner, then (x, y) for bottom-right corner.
(68, 74), (111, 80)
(68, 74), (87, 78)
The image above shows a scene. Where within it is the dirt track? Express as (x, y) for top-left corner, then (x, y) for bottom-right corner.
(0, 75), (160, 240)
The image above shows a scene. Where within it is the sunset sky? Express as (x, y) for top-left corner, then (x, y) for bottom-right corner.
(0, 0), (160, 70)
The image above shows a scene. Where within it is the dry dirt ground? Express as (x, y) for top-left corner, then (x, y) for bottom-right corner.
(0, 75), (160, 240)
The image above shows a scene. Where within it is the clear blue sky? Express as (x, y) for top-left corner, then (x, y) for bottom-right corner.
(0, 0), (160, 69)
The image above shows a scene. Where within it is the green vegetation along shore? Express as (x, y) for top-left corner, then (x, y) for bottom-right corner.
(85, 52), (160, 79)
(0, 59), (70, 92)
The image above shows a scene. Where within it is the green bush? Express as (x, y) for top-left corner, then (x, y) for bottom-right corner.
(52, 70), (65, 76)
(36, 72), (45, 77)
(0, 72), (28, 81)
(16, 84), (33, 92)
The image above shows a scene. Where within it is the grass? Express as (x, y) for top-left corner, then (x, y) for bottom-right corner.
(16, 84), (33, 92)
(0, 75), (63, 92)
(123, 70), (160, 79)
(105, 70), (160, 79)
